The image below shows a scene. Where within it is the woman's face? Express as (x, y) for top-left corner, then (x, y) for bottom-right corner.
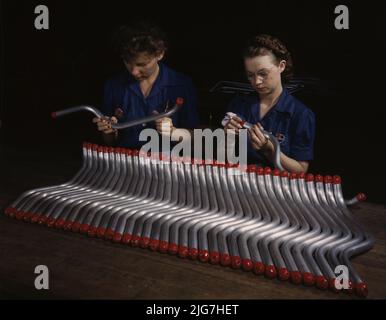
(124, 52), (164, 81)
(244, 54), (286, 95)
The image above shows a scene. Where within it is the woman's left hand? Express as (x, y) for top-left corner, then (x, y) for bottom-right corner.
(248, 123), (274, 152)
(154, 113), (175, 136)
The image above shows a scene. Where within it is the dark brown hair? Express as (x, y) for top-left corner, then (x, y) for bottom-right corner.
(114, 21), (167, 62)
(243, 34), (293, 83)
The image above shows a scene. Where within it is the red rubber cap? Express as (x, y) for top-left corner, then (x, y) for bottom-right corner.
(316, 275), (329, 290)
(104, 228), (115, 240)
(256, 167), (264, 175)
(38, 215), (48, 225)
(23, 211), (34, 222)
(55, 218), (66, 229)
(178, 246), (189, 258)
(176, 97), (184, 106)
(46, 217), (56, 227)
(63, 220), (73, 230)
(305, 174), (314, 182)
(333, 175), (341, 184)
(132, 150), (139, 157)
(80, 223), (90, 234)
(71, 221), (81, 232)
(315, 174), (324, 183)
(188, 248), (199, 260)
(113, 232), (123, 243)
(253, 262), (265, 275)
(199, 250), (210, 263)
(290, 271), (302, 285)
(30, 213), (42, 224)
(159, 241), (169, 253)
(87, 225), (97, 237)
(231, 256), (242, 269)
(246, 165), (257, 173)
(278, 267), (290, 281)
(209, 251), (220, 264)
(51, 112), (57, 119)
(220, 253), (231, 266)
(273, 169), (280, 176)
(355, 282), (368, 298)
(356, 193), (367, 202)
(130, 235), (140, 247)
(242, 259), (253, 271)
(168, 243), (178, 255)
(96, 227), (106, 238)
(139, 237), (150, 248)
(298, 172), (305, 179)
(324, 175), (332, 184)
(15, 210), (25, 220)
(122, 233), (132, 244)
(264, 167), (272, 175)
(290, 172), (298, 180)
(281, 171), (289, 178)
(265, 265), (277, 279)
(149, 239), (159, 251)
(303, 272), (315, 286)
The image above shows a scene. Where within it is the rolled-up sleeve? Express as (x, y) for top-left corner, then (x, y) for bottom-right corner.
(289, 108), (316, 161)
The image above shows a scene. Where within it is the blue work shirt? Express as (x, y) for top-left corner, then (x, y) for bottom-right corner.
(227, 89), (316, 165)
(102, 63), (199, 149)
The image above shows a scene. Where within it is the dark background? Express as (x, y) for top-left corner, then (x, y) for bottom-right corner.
(0, 0), (385, 203)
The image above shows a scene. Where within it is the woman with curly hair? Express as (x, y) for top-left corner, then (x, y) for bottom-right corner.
(93, 21), (199, 149)
(224, 34), (315, 173)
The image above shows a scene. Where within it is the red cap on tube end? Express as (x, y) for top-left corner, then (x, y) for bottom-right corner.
(333, 175), (342, 184)
(273, 169), (280, 176)
(305, 173), (314, 182)
(298, 172), (305, 179)
(290, 172), (298, 180)
(264, 167), (272, 175)
(315, 174), (324, 183)
(324, 175), (332, 184)
(176, 97), (184, 106)
(209, 251), (220, 265)
(356, 193), (367, 202)
(246, 165), (256, 173)
(256, 166), (264, 175)
(281, 171), (289, 178)
(253, 262), (265, 275)
(355, 282), (368, 298)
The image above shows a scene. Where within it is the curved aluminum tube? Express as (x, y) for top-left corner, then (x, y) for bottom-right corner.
(52, 98), (184, 130)
(241, 121), (283, 172)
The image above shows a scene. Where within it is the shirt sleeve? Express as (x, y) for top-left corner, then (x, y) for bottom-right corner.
(289, 108), (316, 161)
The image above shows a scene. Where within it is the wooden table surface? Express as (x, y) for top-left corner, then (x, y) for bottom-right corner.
(0, 147), (385, 299)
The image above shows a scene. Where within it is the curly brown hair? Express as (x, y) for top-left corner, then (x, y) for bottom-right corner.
(243, 34), (294, 83)
(114, 21), (167, 62)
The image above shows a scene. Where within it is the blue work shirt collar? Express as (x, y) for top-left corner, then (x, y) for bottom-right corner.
(125, 63), (183, 100)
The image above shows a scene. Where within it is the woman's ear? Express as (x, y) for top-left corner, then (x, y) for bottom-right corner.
(157, 51), (165, 61)
(279, 60), (286, 73)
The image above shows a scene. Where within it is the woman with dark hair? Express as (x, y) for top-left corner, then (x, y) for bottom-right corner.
(224, 34), (315, 173)
(93, 22), (199, 149)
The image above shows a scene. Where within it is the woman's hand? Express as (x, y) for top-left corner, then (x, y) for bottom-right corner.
(92, 116), (118, 135)
(154, 111), (175, 136)
(248, 123), (274, 152)
(224, 115), (243, 134)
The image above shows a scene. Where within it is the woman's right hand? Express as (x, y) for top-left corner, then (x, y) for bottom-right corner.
(224, 115), (243, 134)
(92, 116), (118, 135)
